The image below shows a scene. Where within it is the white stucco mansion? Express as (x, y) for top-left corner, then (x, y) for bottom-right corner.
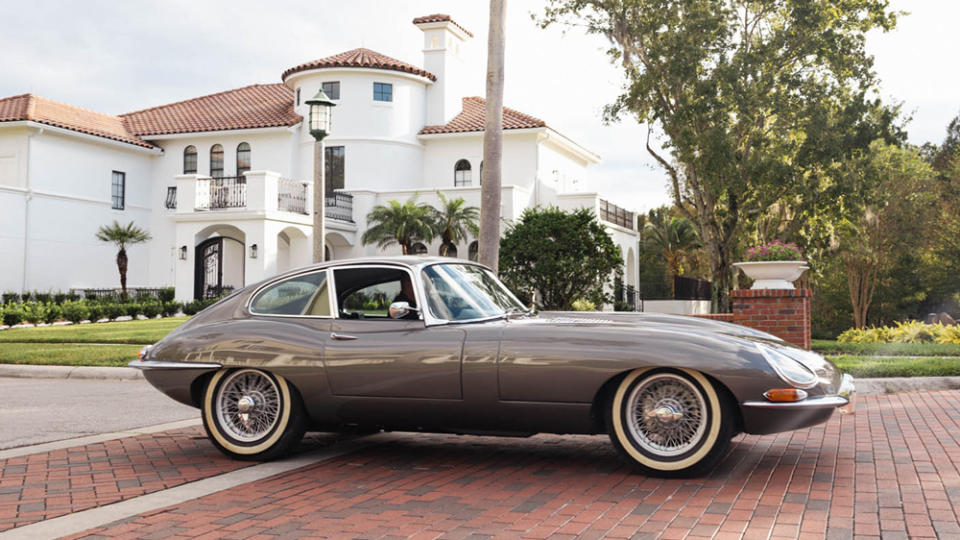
(0, 14), (640, 302)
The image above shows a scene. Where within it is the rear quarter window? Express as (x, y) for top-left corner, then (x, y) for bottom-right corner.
(250, 271), (331, 316)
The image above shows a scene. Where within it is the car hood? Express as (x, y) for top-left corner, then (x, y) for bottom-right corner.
(533, 311), (782, 343)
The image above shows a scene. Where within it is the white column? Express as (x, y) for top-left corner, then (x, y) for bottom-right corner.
(243, 221), (281, 286)
(173, 223), (196, 302)
(244, 171), (281, 213)
(174, 175), (200, 214)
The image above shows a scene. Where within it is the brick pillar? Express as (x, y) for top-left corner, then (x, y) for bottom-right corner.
(731, 289), (812, 349)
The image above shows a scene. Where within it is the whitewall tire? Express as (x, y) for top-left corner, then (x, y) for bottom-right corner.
(202, 368), (306, 461)
(607, 368), (733, 477)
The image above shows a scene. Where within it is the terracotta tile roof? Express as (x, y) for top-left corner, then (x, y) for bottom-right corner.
(412, 14), (474, 38)
(121, 84), (300, 136)
(282, 48), (436, 82)
(0, 93), (151, 148)
(419, 97), (547, 135)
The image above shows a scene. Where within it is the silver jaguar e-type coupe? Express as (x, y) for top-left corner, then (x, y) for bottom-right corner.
(131, 257), (854, 476)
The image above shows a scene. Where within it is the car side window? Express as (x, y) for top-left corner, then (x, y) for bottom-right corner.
(250, 271), (330, 317)
(333, 267), (420, 320)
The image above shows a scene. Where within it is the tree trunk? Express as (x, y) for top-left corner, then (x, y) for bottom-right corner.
(700, 226), (732, 312)
(116, 248), (128, 297)
(844, 255), (877, 329)
(479, 0), (506, 273)
(440, 230), (453, 256)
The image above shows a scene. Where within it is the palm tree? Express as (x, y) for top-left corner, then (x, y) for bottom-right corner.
(479, 0), (506, 272)
(95, 221), (152, 297)
(361, 196), (436, 254)
(643, 210), (701, 295)
(433, 192), (479, 257)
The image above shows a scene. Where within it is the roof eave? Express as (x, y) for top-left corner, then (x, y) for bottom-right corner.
(136, 124), (299, 141)
(0, 120), (160, 153)
(414, 20), (473, 41)
(540, 128), (602, 165)
(417, 127), (546, 139)
(283, 66), (435, 87)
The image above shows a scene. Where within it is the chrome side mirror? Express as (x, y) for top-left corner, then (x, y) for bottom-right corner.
(388, 301), (420, 319)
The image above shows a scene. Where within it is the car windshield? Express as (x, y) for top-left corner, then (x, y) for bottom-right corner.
(421, 263), (526, 322)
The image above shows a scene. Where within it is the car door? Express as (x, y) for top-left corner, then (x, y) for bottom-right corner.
(323, 264), (465, 400)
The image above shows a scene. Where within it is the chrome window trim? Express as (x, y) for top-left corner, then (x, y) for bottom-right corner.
(245, 268), (334, 319)
(419, 262), (527, 325)
(329, 264), (427, 323)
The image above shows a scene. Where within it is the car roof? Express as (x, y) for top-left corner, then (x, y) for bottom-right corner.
(275, 256), (488, 277)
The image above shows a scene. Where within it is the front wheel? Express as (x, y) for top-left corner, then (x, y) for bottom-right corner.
(607, 368), (734, 477)
(202, 368), (306, 461)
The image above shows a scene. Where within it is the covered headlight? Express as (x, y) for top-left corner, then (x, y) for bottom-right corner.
(755, 343), (818, 389)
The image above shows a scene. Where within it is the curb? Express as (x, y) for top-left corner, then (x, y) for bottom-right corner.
(855, 376), (960, 396)
(0, 364), (142, 380)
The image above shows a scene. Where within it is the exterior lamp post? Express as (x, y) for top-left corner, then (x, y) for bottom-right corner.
(305, 89), (336, 263)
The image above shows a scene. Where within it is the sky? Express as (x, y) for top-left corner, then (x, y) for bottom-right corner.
(1, 0), (957, 213)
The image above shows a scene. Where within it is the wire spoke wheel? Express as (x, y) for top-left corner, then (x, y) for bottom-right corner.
(625, 373), (707, 457)
(215, 369), (282, 443)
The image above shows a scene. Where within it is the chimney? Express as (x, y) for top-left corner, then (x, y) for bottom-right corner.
(413, 14), (473, 126)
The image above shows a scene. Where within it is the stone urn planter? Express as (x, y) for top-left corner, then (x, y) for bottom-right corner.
(734, 261), (808, 290)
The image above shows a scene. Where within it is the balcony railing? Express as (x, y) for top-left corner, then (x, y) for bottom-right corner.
(165, 186), (177, 209)
(278, 178), (308, 215)
(208, 176), (246, 209)
(599, 199), (635, 230)
(326, 191), (354, 222)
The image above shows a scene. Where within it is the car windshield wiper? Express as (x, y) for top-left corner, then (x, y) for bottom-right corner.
(504, 306), (533, 319)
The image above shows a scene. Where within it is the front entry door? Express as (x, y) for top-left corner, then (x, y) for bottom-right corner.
(194, 237), (244, 300)
(323, 265), (464, 399)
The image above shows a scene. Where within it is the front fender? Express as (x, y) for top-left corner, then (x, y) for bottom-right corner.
(497, 319), (784, 405)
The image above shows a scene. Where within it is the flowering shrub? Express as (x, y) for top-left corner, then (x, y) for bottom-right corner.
(837, 321), (960, 344)
(743, 240), (803, 262)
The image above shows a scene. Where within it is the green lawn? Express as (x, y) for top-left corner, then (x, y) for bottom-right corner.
(812, 339), (960, 357)
(0, 317), (188, 344)
(832, 355), (960, 378)
(0, 343), (142, 367)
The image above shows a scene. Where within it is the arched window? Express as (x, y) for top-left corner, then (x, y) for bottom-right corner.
(183, 146), (197, 174)
(454, 159), (471, 187)
(442, 244), (458, 258)
(468, 241), (479, 261)
(210, 144), (224, 177)
(236, 143), (251, 176)
(410, 242), (428, 255)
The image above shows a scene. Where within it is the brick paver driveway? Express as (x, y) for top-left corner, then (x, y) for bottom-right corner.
(5, 391), (960, 539)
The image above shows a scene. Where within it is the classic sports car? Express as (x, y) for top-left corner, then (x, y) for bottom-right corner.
(131, 257), (854, 476)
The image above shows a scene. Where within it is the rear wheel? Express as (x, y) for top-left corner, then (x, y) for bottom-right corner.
(607, 368), (733, 477)
(202, 368), (306, 461)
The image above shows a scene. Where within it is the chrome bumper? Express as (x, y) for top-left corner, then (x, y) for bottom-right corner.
(128, 360), (222, 370)
(743, 374), (856, 414)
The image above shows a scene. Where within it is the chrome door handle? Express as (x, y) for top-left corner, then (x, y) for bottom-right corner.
(331, 333), (357, 341)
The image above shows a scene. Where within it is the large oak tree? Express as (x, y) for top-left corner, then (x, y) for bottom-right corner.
(540, 0), (899, 310)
